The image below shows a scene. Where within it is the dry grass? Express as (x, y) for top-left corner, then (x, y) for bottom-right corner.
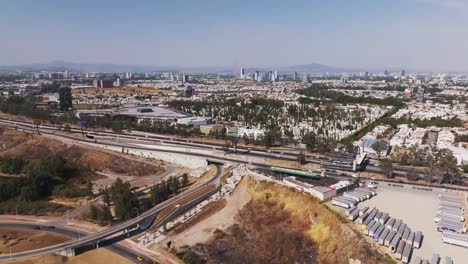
(184, 179), (383, 264)
(4, 248), (132, 264)
(0, 228), (70, 254)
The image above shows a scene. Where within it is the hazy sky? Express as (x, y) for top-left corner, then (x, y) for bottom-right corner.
(2, 0), (468, 71)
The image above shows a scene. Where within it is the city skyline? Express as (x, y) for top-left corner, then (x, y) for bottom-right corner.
(2, 0), (468, 72)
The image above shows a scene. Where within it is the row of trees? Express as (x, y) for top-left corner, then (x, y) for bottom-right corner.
(151, 174), (189, 204)
(381, 146), (460, 184)
(296, 84), (405, 107)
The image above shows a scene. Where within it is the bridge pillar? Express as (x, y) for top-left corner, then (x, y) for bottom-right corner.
(96, 240), (100, 248)
(55, 247), (75, 257)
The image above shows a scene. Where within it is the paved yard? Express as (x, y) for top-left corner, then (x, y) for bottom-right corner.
(357, 183), (467, 263)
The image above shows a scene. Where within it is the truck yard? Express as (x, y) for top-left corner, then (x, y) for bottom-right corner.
(350, 182), (467, 263)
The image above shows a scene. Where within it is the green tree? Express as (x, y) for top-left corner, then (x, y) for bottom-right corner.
(379, 159), (393, 178)
(182, 173), (189, 187)
(371, 140), (389, 155)
(297, 152), (307, 165)
(302, 132), (318, 151)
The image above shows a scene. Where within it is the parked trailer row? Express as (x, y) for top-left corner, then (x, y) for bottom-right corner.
(373, 225), (385, 240)
(441, 231), (468, 248)
(434, 214), (464, 223)
(413, 231), (423, 248)
(348, 209), (359, 221)
(384, 230), (397, 246)
(359, 206), (369, 216)
(437, 220), (466, 234)
(389, 233), (401, 252)
(395, 240), (406, 259)
(379, 229), (390, 245)
(437, 206), (463, 214)
(401, 243), (413, 263)
(331, 197), (354, 208)
(430, 254), (440, 264)
(439, 205), (464, 212)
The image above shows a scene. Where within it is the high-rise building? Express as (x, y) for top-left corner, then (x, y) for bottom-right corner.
(401, 69), (405, 77)
(293, 72), (298, 81)
(240, 68), (245, 79)
(302, 74), (309, 83)
(185, 87), (195, 97)
(93, 79), (114, 88)
(182, 74), (189, 83)
(273, 70), (278, 82)
(254, 71), (259, 82)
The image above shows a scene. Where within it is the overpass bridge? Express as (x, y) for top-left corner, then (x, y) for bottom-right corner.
(0, 165), (223, 261)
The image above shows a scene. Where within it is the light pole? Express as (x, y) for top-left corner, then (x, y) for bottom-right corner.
(15, 204), (19, 220)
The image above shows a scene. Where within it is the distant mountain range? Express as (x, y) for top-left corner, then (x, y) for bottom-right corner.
(0, 60), (379, 74)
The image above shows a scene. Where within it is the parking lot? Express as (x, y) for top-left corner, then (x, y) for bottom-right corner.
(357, 183), (467, 263)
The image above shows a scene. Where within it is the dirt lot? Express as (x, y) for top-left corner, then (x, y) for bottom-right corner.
(0, 228), (70, 254)
(171, 177), (251, 247)
(3, 248), (131, 264)
(0, 128), (163, 178)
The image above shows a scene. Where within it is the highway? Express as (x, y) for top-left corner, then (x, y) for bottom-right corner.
(0, 164), (223, 262)
(1, 118), (461, 181)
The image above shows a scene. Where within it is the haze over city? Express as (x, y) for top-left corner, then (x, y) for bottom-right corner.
(0, 1), (467, 264)
(2, 0), (468, 71)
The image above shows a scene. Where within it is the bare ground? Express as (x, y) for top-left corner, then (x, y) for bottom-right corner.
(179, 178), (385, 264)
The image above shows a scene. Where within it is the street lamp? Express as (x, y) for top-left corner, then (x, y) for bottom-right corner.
(15, 204), (19, 220)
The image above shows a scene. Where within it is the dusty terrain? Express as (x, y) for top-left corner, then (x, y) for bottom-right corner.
(0, 128), (163, 178)
(3, 248), (131, 264)
(178, 178), (384, 264)
(171, 177), (251, 247)
(0, 228), (70, 254)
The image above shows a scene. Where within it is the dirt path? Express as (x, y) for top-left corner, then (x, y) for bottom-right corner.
(171, 177), (252, 247)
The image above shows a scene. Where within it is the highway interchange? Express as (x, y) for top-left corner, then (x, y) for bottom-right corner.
(0, 117), (466, 262)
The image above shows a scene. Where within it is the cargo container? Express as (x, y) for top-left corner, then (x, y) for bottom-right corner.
(440, 201), (462, 209)
(430, 254), (439, 264)
(407, 232), (415, 246)
(332, 197), (353, 208)
(353, 190), (371, 199)
(345, 207), (357, 216)
(402, 243), (413, 263)
(359, 206), (369, 216)
(402, 227), (411, 242)
(441, 231), (468, 247)
(444, 256), (453, 264)
(439, 195), (460, 202)
(412, 256), (422, 264)
(437, 220), (466, 234)
(379, 213), (389, 225)
(397, 223), (407, 236)
(374, 225), (385, 240)
(413, 231), (423, 248)
(384, 230), (397, 247)
(438, 207), (464, 214)
(367, 209), (379, 222)
(363, 219), (375, 232)
(369, 223), (381, 237)
(374, 212), (383, 221)
(340, 196), (358, 205)
(357, 188), (376, 196)
(349, 209), (359, 221)
(437, 209), (464, 218)
(395, 240), (406, 259)
(434, 214), (464, 223)
(393, 219), (402, 232)
(386, 218), (396, 229)
(436, 212), (464, 222)
(379, 228), (390, 245)
(439, 192), (459, 198)
(388, 234), (401, 253)
(343, 192), (364, 202)
(439, 204), (464, 211)
(356, 212), (369, 225)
